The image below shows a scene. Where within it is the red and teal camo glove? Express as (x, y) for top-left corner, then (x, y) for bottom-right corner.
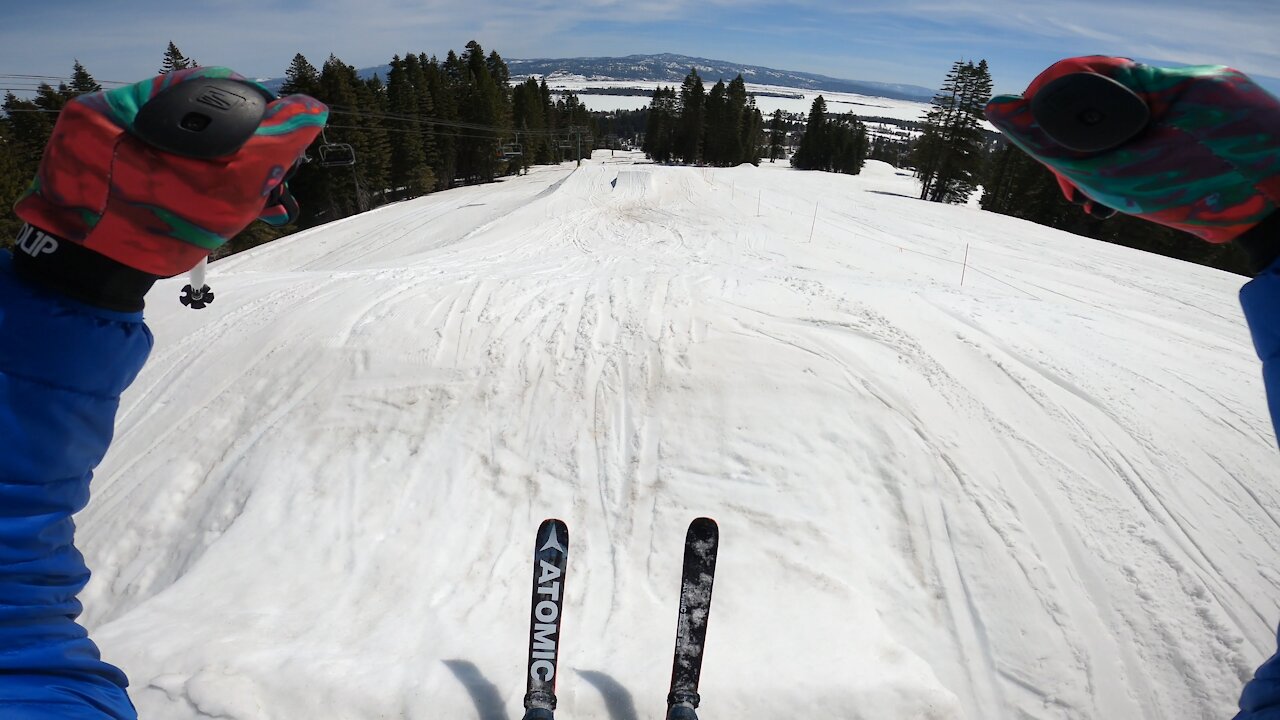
(11, 66), (328, 310)
(985, 56), (1280, 271)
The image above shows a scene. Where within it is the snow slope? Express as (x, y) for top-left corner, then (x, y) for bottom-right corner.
(80, 153), (1278, 719)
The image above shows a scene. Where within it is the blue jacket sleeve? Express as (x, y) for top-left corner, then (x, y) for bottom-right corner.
(0, 251), (151, 719)
(1236, 256), (1280, 719)
(1241, 258), (1280, 440)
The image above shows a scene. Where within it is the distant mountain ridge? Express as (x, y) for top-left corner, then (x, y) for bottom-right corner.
(261, 53), (936, 103)
(507, 54), (937, 102)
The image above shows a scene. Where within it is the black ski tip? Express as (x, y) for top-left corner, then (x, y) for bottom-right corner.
(684, 517), (719, 568)
(686, 517), (718, 541)
(536, 518), (569, 556)
(521, 708), (555, 720)
(1030, 72), (1150, 153)
(688, 516), (717, 533)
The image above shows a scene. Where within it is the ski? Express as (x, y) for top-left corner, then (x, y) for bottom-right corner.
(666, 517), (720, 720)
(522, 518), (569, 720)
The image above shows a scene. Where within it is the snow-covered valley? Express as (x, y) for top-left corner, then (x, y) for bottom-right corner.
(81, 153), (1278, 719)
(537, 76), (934, 123)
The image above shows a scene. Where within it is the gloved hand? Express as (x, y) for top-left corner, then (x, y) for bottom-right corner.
(985, 56), (1280, 271)
(11, 66), (328, 311)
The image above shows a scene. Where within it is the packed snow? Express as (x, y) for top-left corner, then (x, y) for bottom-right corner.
(80, 152), (1278, 719)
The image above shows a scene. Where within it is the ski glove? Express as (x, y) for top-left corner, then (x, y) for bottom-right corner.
(12, 66), (328, 310)
(984, 56), (1280, 270)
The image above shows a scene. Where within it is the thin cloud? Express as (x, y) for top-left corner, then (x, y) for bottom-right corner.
(824, 0), (1279, 76)
(2, 0), (1276, 96)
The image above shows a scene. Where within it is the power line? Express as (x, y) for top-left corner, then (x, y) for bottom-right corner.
(323, 122), (523, 144)
(328, 107), (511, 136)
(2, 90), (596, 148)
(327, 105), (584, 138)
(0, 107), (593, 148)
(0, 73), (129, 87)
(2, 88), (587, 140)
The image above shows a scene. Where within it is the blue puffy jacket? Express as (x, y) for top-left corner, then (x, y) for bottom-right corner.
(1236, 257), (1280, 719)
(1, 247), (1279, 718)
(0, 251), (150, 718)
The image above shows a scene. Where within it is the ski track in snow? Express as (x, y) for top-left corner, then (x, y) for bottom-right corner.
(76, 153), (1278, 719)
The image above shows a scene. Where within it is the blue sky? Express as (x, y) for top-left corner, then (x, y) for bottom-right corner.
(3, 0), (1278, 96)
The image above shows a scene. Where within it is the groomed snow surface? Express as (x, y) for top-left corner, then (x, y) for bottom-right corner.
(82, 153), (1277, 719)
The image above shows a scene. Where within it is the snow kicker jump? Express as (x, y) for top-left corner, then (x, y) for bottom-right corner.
(611, 169), (654, 203)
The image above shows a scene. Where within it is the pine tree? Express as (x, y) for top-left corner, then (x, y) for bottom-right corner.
(280, 54), (321, 96)
(307, 54), (368, 219)
(913, 59), (992, 203)
(357, 74), (393, 203)
(913, 63), (961, 199)
(791, 98), (866, 175)
(2, 84), (67, 170)
(767, 109), (786, 162)
(160, 42), (194, 74)
(386, 56), (432, 197)
(403, 54), (438, 186)
(830, 114), (868, 174)
(453, 40), (505, 183)
(556, 92), (591, 162)
(513, 78), (548, 168)
(34, 83), (70, 117)
(70, 61), (100, 94)
(742, 106), (764, 166)
(726, 75), (750, 164)
(487, 50), (512, 103)
(424, 55), (459, 189)
(538, 79), (558, 162)
(643, 86), (678, 163)
(485, 50), (519, 175)
(703, 80), (728, 166)
(3, 92), (54, 170)
(870, 134), (911, 167)
(271, 53), (325, 228)
(676, 69), (706, 164)
(0, 119), (28, 247)
(792, 96), (828, 170)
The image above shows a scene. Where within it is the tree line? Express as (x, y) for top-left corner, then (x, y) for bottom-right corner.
(642, 69), (764, 166)
(637, 68), (870, 176)
(790, 96), (869, 174)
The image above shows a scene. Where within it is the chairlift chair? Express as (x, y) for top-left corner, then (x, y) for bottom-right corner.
(318, 142), (356, 167)
(316, 129), (356, 168)
(501, 142), (524, 159)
